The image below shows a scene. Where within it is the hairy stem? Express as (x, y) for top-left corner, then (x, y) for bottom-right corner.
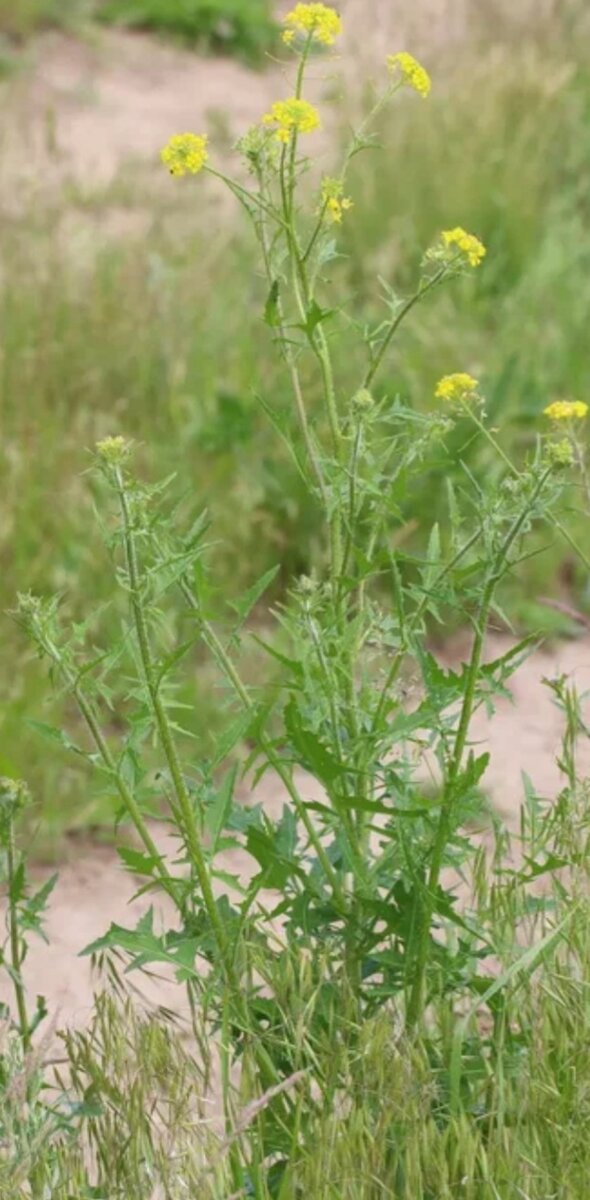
(406, 469), (551, 1027)
(6, 825), (30, 1052)
(115, 471), (238, 979)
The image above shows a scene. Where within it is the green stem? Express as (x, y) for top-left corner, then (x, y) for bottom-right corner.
(363, 266), (448, 391)
(115, 471), (238, 984)
(304, 605), (366, 873)
(469, 408), (590, 571)
(7, 826), (30, 1052)
(205, 166), (289, 232)
(406, 469), (551, 1027)
(37, 632), (179, 907)
(340, 420), (363, 582)
(255, 166), (328, 509)
(340, 81), (402, 183)
(370, 528), (483, 738)
(116, 477), (292, 1100)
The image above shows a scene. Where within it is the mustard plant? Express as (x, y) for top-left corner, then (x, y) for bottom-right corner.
(13, 2), (586, 1189)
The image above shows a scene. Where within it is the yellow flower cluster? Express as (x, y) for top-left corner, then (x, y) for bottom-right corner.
(435, 374), (480, 403)
(282, 3), (342, 45)
(262, 98), (320, 143)
(543, 400), (588, 422)
(441, 227), (486, 267)
(321, 176), (353, 223)
(387, 52), (431, 98)
(160, 133), (208, 177)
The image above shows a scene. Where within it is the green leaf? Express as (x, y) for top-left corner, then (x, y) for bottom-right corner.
(229, 564), (280, 632)
(117, 847), (161, 877)
(263, 279), (281, 327)
(284, 697), (345, 785)
(27, 720), (81, 755)
(210, 708), (255, 768)
(246, 820), (303, 890)
(249, 633), (304, 683)
(23, 873), (58, 926)
(205, 766), (238, 854)
(299, 299), (335, 340)
(422, 522), (441, 593)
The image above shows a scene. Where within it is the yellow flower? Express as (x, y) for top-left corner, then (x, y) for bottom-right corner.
(321, 176), (353, 223)
(160, 133), (208, 177)
(387, 52), (431, 98)
(283, 3), (343, 46)
(543, 400), (588, 422)
(262, 98), (320, 144)
(441, 227), (486, 267)
(435, 373), (480, 403)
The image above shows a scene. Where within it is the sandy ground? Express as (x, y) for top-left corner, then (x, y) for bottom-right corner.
(2, 633), (590, 1034)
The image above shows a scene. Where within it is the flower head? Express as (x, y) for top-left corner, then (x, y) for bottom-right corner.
(321, 176), (353, 223)
(545, 438), (575, 470)
(387, 52), (431, 97)
(0, 777), (30, 834)
(161, 133), (208, 177)
(262, 98), (320, 144)
(441, 227), (486, 267)
(543, 399), (588, 422)
(283, 3), (342, 46)
(96, 435), (132, 465)
(435, 373), (480, 404)
(351, 388), (375, 416)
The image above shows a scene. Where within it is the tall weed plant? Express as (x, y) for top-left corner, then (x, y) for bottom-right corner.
(3, 4), (590, 1195)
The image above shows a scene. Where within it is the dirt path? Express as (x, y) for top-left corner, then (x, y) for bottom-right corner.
(2, 633), (590, 1033)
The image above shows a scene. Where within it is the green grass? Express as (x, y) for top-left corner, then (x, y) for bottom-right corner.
(0, 0), (85, 40)
(5, 902), (590, 1197)
(97, 0), (277, 62)
(0, 0), (277, 62)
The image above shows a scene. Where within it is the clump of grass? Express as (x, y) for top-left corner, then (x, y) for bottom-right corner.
(0, 0), (277, 63)
(97, 0), (277, 63)
(0, 0), (85, 40)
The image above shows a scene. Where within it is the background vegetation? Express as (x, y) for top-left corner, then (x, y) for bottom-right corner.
(0, 0), (276, 60)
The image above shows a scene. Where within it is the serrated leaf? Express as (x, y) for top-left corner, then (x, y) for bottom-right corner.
(24, 873), (58, 923)
(229, 564), (280, 632)
(210, 708), (255, 768)
(422, 523), (441, 593)
(117, 847), (161, 877)
(284, 697), (345, 785)
(249, 633), (304, 683)
(298, 299), (335, 340)
(27, 720), (80, 754)
(205, 766), (238, 854)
